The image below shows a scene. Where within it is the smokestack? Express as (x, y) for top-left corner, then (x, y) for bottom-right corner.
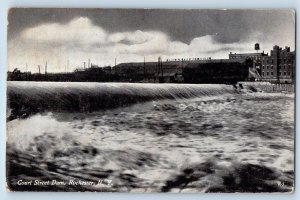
(84, 62), (86, 69)
(88, 59), (90, 68)
(38, 65), (41, 74)
(45, 62), (47, 74)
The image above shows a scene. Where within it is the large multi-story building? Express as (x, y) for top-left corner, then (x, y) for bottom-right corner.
(260, 46), (295, 83)
(229, 45), (295, 83)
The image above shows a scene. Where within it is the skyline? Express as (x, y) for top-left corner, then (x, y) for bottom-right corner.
(7, 9), (295, 73)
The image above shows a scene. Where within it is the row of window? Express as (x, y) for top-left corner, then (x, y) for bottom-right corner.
(262, 71), (274, 76)
(262, 59), (292, 64)
(262, 65), (291, 70)
(262, 59), (274, 64)
(279, 64), (291, 69)
(262, 71), (291, 76)
(262, 65), (274, 70)
(230, 55), (261, 60)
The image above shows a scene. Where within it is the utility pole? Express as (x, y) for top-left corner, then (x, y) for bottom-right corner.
(161, 57), (164, 82)
(181, 59), (184, 74)
(144, 56), (146, 78)
(25, 63), (27, 73)
(277, 49), (280, 83)
(114, 58), (117, 74)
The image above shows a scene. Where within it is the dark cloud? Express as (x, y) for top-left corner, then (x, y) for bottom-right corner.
(7, 8), (295, 72)
(8, 8), (295, 44)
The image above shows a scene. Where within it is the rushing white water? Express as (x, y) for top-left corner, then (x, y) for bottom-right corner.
(7, 81), (236, 119)
(6, 82), (294, 192)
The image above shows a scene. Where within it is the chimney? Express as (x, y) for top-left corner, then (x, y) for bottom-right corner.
(45, 62), (47, 74)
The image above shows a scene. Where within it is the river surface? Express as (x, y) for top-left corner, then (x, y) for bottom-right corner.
(6, 82), (294, 192)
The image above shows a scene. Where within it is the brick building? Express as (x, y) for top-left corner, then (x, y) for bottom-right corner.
(260, 46), (295, 83)
(229, 45), (295, 83)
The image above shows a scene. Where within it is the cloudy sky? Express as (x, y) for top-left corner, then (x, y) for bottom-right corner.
(7, 9), (295, 73)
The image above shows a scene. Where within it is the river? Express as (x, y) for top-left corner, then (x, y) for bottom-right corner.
(6, 82), (294, 192)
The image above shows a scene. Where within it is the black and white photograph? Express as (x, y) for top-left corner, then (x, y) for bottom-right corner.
(6, 8), (295, 192)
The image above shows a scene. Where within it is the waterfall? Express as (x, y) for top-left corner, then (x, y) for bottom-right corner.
(7, 81), (236, 119)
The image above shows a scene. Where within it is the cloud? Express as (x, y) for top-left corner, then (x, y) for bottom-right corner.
(108, 30), (170, 54)
(108, 30), (166, 44)
(8, 17), (294, 73)
(21, 17), (107, 45)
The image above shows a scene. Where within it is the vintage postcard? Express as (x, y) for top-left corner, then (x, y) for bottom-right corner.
(6, 8), (295, 192)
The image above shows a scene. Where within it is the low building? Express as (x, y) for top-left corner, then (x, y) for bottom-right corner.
(229, 52), (268, 62)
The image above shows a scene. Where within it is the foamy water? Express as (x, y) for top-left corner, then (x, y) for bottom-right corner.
(6, 84), (294, 192)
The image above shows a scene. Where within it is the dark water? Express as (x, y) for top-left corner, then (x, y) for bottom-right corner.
(6, 83), (294, 192)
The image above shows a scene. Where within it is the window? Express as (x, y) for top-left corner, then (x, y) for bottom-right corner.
(262, 72), (265, 76)
(267, 72), (269, 76)
(279, 72), (281, 76)
(267, 66), (269, 69)
(271, 65), (273, 69)
(288, 72), (291, 76)
(271, 59), (274, 64)
(262, 66), (265, 69)
(271, 71), (273, 76)
(283, 65), (286, 69)
(284, 72), (286, 76)
(288, 65), (291, 69)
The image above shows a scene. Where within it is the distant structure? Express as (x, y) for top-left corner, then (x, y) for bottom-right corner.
(112, 56), (246, 83)
(229, 51), (268, 63)
(7, 44), (295, 84)
(229, 45), (295, 83)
